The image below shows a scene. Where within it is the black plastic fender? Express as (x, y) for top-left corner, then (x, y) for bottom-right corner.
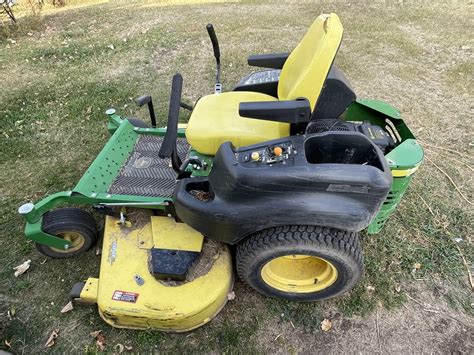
(174, 132), (392, 244)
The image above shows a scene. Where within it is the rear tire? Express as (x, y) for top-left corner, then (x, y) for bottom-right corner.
(36, 208), (98, 259)
(236, 225), (363, 301)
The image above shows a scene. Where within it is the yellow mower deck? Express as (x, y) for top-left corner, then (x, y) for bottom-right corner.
(79, 215), (233, 332)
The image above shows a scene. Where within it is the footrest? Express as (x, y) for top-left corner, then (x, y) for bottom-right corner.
(107, 135), (189, 198)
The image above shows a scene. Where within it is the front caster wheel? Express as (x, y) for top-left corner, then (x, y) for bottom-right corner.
(36, 208), (98, 259)
(236, 225), (363, 301)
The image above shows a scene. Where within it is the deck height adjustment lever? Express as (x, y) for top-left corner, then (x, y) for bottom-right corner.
(206, 23), (222, 94)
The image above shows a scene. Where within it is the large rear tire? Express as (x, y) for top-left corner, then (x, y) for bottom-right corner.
(36, 208), (98, 259)
(236, 225), (363, 301)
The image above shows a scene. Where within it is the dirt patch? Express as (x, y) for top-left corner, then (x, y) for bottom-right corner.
(254, 282), (473, 353)
(125, 208), (154, 229)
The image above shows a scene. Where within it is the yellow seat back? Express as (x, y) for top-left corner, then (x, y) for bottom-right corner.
(278, 13), (343, 110)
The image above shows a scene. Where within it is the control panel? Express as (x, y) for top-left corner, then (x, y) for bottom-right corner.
(237, 141), (295, 166)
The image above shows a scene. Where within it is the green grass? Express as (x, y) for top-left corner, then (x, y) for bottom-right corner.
(1, 0), (473, 353)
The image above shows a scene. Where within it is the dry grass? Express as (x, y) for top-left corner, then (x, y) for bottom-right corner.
(1, 0), (473, 353)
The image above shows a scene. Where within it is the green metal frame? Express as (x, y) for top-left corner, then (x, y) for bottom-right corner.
(342, 99), (424, 233)
(20, 110), (210, 249)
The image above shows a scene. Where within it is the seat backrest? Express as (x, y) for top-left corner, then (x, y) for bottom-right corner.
(278, 13), (343, 110)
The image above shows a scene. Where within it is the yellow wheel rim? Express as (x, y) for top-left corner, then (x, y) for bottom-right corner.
(261, 255), (338, 293)
(50, 232), (85, 253)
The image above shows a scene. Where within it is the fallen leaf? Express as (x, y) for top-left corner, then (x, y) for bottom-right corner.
(45, 329), (59, 348)
(366, 285), (375, 292)
(13, 260), (31, 277)
(321, 318), (332, 332)
(61, 301), (74, 314)
(125, 345), (133, 351)
(90, 330), (102, 338)
(115, 343), (124, 353)
(90, 330), (106, 351)
(395, 284), (401, 293)
(412, 262), (422, 274)
(7, 307), (15, 320)
(107, 44), (114, 50)
(96, 333), (106, 351)
(5, 340), (12, 348)
(227, 291), (236, 301)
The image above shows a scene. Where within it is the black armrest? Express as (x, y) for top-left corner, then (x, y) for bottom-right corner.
(239, 99), (311, 124)
(247, 52), (290, 69)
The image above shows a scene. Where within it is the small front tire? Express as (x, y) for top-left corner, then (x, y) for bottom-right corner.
(236, 225), (363, 301)
(36, 208), (98, 259)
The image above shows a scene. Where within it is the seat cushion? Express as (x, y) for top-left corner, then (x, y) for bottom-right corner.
(185, 91), (290, 155)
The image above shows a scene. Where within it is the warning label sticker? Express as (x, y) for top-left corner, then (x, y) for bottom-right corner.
(112, 290), (139, 303)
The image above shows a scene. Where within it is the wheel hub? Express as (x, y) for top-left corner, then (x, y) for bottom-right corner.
(261, 254), (338, 293)
(50, 232), (85, 253)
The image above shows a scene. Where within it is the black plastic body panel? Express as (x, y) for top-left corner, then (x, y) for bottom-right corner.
(312, 65), (356, 119)
(174, 132), (392, 245)
(247, 52), (290, 69)
(306, 119), (396, 154)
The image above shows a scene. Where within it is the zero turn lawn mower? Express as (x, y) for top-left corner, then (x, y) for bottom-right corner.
(18, 13), (423, 331)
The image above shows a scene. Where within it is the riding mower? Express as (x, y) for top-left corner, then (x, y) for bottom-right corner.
(18, 13), (423, 331)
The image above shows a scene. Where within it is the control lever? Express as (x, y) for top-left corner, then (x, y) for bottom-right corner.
(177, 157), (203, 179)
(134, 95), (157, 127)
(159, 73), (183, 173)
(206, 23), (222, 94)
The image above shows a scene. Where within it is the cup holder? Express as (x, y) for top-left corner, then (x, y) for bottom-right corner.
(184, 180), (213, 202)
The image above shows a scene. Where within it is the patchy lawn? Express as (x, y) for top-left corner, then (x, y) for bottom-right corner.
(1, 0), (472, 353)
